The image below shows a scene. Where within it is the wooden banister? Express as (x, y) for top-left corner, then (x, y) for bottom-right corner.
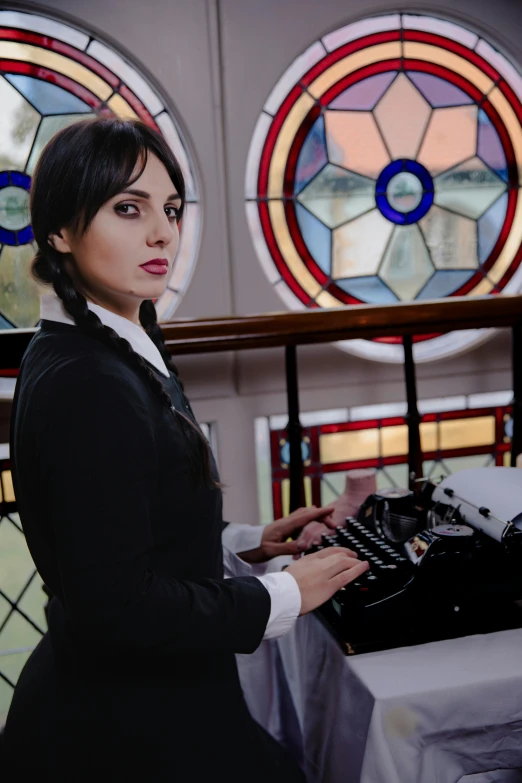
(2, 295), (522, 363)
(161, 295), (522, 354)
(2, 294), (522, 512)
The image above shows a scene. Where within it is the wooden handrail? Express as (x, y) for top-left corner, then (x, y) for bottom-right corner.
(2, 294), (522, 511)
(2, 295), (522, 367)
(161, 295), (522, 354)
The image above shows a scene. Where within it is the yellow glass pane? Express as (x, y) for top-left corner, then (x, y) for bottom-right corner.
(315, 290), (343, 308)
(308, 42), (402, 99)
(280, 476), (312, 518)
(320, 429), (379, 464)
(0, 42), (112, 101)
(1, 471), (15, 503)
(281, 478), (289, 517)
(420, 421), (438, 452)
(468, 277), (494, 295)
(417, 105), (478, 175)
(268, 92), (315, 198)
(403, 43), (494, 98)
(324, 111), (390, 178)
(381, 425), (408, 457)
(107, 93), (139, 120)
(439, 416), (495, 450)
(268, 200), (322, 298)
(332, 210), (393, 278)
(0, 244), (42, 327)
(504, 451), (512, 467)
(374, 73), (431, 159)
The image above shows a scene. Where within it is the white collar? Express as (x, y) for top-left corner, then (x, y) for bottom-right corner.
(40, 293), (170, 378)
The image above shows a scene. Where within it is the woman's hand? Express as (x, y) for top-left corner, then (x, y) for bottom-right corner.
(238, 505), (341, 564)
(286, 548), (369, 615)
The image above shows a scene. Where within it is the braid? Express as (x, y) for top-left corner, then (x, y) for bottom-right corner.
(138, 300), (219, 487)
(42, 254), (216, 488)
(139, 300), (183, 387)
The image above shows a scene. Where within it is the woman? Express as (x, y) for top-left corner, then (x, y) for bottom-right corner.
(3, 118), (368, 781)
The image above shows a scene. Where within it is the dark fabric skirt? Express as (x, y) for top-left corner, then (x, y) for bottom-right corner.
(3, 633), (305, 782)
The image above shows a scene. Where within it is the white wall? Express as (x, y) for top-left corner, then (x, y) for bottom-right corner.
(15, 0), (522, 523)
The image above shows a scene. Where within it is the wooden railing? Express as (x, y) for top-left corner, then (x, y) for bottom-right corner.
(3, 294), (522, 509)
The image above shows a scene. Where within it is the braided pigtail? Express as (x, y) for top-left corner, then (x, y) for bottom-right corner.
(35, 251), (216, 488)
(29, 117), (217, 487)
(138, 300), (218, 486)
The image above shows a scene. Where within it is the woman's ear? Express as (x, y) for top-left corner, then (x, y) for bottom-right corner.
(48, 230), (72, 255)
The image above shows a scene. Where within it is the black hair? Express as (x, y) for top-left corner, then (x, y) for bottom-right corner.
(30, 117), (216, 488)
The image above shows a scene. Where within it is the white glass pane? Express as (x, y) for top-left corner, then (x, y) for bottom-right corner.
(467, 391), (512, 408)
(0, 76), (40, 170)
(402, 14), (478, 48)
(155, 112), (197, 200)
(379, 225), (434, 300)
(87, 40), (163, 115)
(168, 203), (199, 293)
(0, 11), (89, 50)
(263, 41), (325, 115)
(434, 157), (506, 219)
(245, 201), (281, 285)
(301, 409), (349, 426)
(0, 379), (16, 401)
(255, 417), (273, 526)
(332, 210), (393, 278)
(26, 114), (94, 176)
(155, 289), (179, 322)
(322, 15), (400, 52)
(418, 396), (467, 414)
(298, 163), (375, 229)
(476, 39), (522, 104)
(350, 401), (407, 421)
(274, 280), (302, 310)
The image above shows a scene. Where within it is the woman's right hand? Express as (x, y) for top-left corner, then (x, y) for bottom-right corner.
(286, 548), (369, 615)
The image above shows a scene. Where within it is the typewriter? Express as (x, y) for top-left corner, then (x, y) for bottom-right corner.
(307, 467), (522, 654)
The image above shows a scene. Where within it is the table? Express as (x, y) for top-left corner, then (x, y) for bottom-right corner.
(237, 612), (522, 783)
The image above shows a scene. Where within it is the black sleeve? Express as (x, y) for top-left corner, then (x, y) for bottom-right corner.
(41, 365), (270, 656)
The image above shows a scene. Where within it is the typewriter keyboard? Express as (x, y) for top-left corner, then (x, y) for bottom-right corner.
(308, 517), (414, 605)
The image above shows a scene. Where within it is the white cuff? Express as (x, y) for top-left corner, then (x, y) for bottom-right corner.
(256, 571), (301, 640)
(222, 522), (264, 555)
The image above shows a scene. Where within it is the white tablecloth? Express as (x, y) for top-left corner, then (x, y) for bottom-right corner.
(237, 611), (522, 783)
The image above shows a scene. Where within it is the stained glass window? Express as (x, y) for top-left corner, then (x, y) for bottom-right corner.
(0, 10), (200, 329)
(245, 14), (522, 362)
(255, 391), (514, 523)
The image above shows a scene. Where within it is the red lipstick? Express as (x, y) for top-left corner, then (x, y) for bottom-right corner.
(140, 258), (168, 276)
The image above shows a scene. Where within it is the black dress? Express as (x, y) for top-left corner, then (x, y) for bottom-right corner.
(3, 320), (304, 782)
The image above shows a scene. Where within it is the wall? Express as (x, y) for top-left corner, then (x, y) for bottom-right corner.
(4, 0), (522, 522)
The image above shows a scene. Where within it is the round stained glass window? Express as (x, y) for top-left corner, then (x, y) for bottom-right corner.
(245, 14), (522, 362)
(0, 9), (200, 329)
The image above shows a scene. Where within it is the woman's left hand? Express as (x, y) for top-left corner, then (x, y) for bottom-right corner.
(239, 504), (338, 564)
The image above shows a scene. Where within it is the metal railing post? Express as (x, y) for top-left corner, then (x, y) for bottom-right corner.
(403, 336), (423, 490)
(285, 345), (305, 511)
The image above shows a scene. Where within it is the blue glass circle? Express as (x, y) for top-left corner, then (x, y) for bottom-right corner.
(0, 170), (33, 246)
(375, 159), (434, 225)
(280, 439), (310, 466)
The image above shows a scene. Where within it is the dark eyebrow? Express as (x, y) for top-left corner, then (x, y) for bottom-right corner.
(119, 188), (181, 201)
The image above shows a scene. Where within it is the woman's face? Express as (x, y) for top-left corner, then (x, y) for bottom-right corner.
(52, 153), (182, 322)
